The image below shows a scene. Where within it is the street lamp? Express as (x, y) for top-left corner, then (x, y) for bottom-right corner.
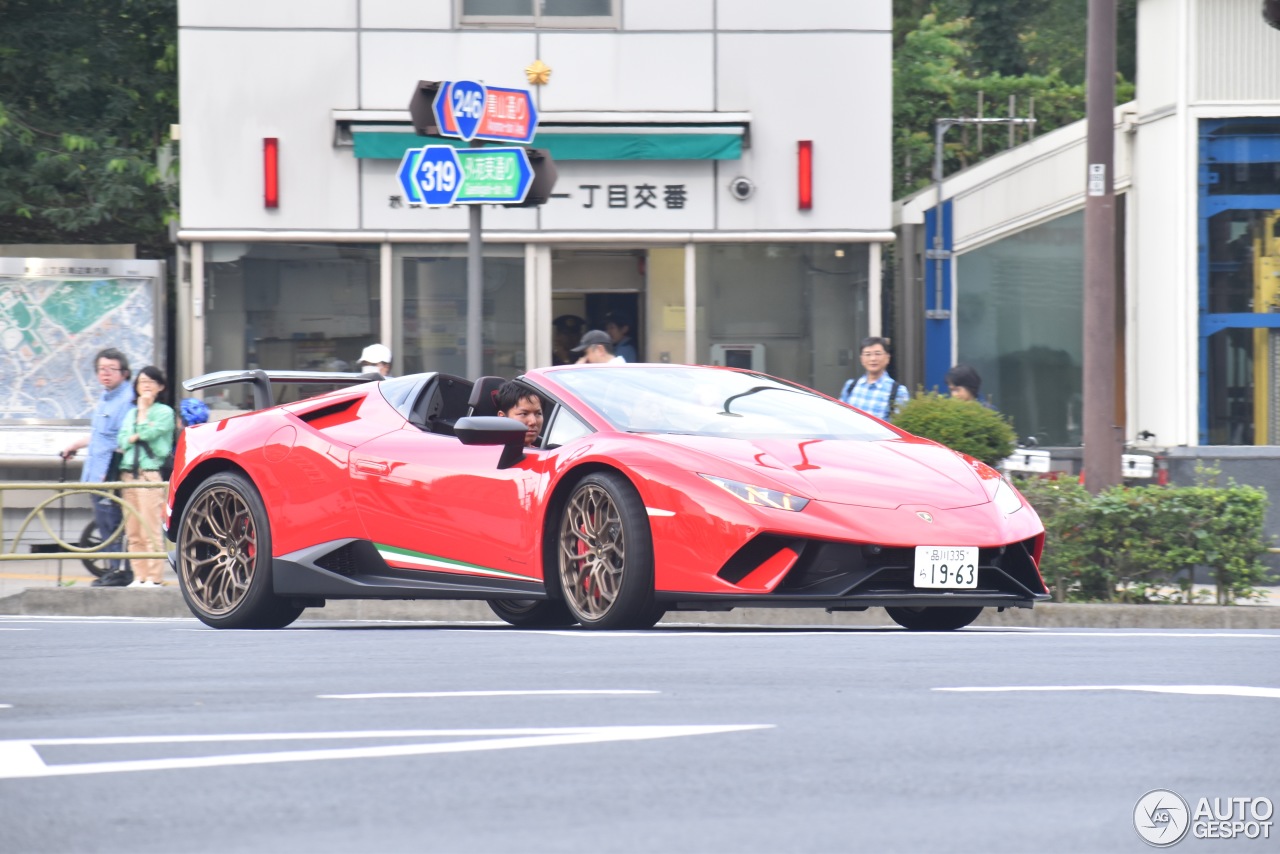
(928, 116), (1036, 320)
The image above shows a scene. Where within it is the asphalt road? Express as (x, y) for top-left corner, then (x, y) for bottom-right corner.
(1, 617), (1277, 854)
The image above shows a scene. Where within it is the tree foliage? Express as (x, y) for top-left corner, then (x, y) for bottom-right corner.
(893, 0), (1137, 198)
(0, 0), (177, 258)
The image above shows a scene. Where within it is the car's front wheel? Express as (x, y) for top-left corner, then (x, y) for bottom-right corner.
(488, 598), (578, 628)
(176, 472), (304, 629)
(885, 606), (983, 631)
(557, 472), (662, 630)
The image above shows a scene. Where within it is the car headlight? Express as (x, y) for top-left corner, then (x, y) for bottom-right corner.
(992, 478), (1024, 515)
(699, 474), (810, 512)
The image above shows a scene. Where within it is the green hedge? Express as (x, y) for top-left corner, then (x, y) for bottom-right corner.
(891, 392), (1017, 468)
(1014, 467), (1272, 604)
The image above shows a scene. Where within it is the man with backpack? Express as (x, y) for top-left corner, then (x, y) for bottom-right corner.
(839, 336), (909, 422)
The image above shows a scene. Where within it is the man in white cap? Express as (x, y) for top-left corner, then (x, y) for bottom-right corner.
(358, 343), (393, 378)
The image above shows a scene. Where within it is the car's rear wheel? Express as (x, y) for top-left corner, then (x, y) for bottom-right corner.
(177, 472), (304, 629)
(557, 472), (662, 630)
(885, 606), (983, 631)
(488, 598), (578, 628)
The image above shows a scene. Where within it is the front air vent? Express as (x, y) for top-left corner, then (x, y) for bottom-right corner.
(717, 535), (806, 584)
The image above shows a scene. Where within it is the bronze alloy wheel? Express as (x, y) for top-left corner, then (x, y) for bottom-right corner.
(556, 472), (662, 629)
(179, 483), (258, 616)
(559, 482), (626, 621)
(176, 472), (303, 628)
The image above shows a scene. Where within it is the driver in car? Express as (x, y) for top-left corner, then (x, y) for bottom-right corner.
(494, 380), (544, 447)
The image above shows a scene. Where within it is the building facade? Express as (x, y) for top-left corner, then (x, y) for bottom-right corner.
(176, 0), (894, 408)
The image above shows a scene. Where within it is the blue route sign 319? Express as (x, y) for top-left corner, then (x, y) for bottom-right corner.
(396, 145), (535, 207)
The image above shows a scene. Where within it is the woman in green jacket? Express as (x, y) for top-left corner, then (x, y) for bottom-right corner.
(117, 366), (176, 587)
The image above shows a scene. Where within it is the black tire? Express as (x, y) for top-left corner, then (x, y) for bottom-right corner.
(557, 471), (661, 630)
(487, 598), (578, 628)
(175, 471), (304, 629)
(885, 606), (983, 631)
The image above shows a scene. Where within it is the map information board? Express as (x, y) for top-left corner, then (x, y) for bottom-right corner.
(0, 259), (164, 425)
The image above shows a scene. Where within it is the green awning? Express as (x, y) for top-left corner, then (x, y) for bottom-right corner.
(353, 131), (742, 161)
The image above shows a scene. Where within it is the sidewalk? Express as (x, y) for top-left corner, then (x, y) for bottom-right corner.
(3, 564), (1279, 629)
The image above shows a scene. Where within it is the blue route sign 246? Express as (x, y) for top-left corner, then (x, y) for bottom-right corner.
(430, 80), (539, 145)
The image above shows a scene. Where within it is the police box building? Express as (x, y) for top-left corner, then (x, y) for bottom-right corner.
(175, 2), (894, 403)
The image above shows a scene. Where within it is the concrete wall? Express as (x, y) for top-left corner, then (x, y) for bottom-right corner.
(1129, 111), (1193, 447)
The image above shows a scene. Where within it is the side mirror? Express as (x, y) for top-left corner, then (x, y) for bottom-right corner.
(453, 416), (529, 469)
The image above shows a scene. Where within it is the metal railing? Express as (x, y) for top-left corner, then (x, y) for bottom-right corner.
(1, 481), (170, 577)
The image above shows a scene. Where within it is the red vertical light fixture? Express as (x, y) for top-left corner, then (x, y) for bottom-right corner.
(797, 140), (813, 210)
(263, 137), (280, 209)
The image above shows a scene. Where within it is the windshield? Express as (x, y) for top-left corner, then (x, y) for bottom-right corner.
(554, 366), (897, 441)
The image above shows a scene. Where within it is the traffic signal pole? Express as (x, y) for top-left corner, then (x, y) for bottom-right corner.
(1082, 0), (1122, 493)
(408, 80), (553, 379)
(467, 205), (483, 379)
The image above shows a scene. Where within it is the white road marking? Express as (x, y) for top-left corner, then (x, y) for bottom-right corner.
(935, 685), (1280, 698)
(318, 689), (659, 700)
(0, 725), (773, 780)
(0, 704), (12, 709)
(0, 617), (192, 625)
(965, 631), (1280, 639)
(452, 628), (1280, 638)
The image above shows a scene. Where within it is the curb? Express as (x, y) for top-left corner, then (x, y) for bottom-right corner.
(3, 588), (1279, 629)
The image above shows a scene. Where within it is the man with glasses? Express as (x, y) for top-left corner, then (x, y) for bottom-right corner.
(839, 336), (909, 422)
(61, 348), (136, 586)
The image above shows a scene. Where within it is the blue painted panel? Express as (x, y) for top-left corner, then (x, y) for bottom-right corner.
(1201, 133), (1280, 164)
(1201, 194), (1280, 217)
(923, 199), (953, 393)
(1201, 313), (1280, 336)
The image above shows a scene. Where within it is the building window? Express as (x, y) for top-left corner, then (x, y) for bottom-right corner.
(957, 210), (1085, 447)
(701, 244), (869, 395)
(1198, 117), (1280, 445)
(203, 243), (381, 410)
(392, 244), (526, 378)
(459, 0), (617, 27)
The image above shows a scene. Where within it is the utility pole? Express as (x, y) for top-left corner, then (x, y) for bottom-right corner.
(1082, 0), (1121, 493)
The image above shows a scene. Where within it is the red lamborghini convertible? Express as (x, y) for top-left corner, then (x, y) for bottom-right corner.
(165, 364), (1047, 631)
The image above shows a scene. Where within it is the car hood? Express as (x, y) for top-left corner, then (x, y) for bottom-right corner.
(645, 434), (992, 510)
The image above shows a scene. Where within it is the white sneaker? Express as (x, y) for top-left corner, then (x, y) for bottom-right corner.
(140, 580), (161, 588)
(127, 579), (146, 588)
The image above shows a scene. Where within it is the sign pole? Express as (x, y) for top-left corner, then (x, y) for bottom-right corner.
(467, 204), (483, 379)
(405, 79), (554, 378)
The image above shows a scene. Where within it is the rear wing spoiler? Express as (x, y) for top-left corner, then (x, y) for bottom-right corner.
(183, 370), (377, 411)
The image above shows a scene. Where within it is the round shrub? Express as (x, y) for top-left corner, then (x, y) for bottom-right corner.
(891, 391), (1017, 467)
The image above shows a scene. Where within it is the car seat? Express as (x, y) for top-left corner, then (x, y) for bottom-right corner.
(466, 376), (506, 418)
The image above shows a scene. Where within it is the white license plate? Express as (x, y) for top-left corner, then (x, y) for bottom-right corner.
(913, 546), (979, 589)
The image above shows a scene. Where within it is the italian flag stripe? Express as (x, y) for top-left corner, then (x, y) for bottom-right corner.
(375, 544), (535, 581)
